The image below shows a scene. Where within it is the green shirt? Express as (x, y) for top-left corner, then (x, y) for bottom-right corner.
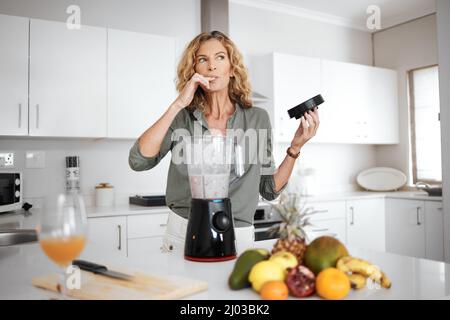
(128, 104), (286, 227)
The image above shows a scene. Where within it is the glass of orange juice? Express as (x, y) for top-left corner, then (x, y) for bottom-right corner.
(38, 191), (88, 297)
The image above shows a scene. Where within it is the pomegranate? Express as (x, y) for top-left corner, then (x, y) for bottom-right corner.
(285, 265), (316, 298)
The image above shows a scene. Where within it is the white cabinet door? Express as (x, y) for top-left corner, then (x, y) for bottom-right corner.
(366, 67), (399, 144)
(85, 216), (127, 258)
(272, 53), (321, 142)
(128, 237), (163, 259)
(425, 201), (444, 261)
(320, 60), (371, 144)
(386, 199), (425, 258)
(107, 29), (176, 138)
(346, 198), (386, 252)
(29, 19), (107, 137)
(0, 14), (29, 136)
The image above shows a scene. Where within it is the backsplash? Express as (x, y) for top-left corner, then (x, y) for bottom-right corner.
(0, 137), (377, 208)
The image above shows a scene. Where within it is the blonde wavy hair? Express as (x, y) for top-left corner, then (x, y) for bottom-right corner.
(176, 30), (252, 112)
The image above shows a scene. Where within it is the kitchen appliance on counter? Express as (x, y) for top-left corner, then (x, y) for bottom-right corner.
(129, 195), (166, 207)
(184, 135), (241, 262)
(0, 172), (22, 214)
(415, 182), (443, 196)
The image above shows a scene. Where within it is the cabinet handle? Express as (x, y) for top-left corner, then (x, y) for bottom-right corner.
(437, 207), (443, 211)
(416, 207), (421, 226)
(313, 209), (329, 213)
(35, 104), (40, 129)
(312, 228), (329, 232)
(350, 207), (355, 225)
(159, 223), (167, 227)
(117, 225), (122, 250)
(18, 103), (22, 128)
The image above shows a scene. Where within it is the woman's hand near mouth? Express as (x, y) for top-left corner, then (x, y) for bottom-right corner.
(175, 73), (215, 109)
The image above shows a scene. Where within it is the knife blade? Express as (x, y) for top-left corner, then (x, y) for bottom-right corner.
(72, 260), (134, 281)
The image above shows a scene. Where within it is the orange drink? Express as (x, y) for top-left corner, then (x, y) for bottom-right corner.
(40, 236), (86, 267)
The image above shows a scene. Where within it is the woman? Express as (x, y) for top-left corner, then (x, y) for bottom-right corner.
(129, 30), (319, 253)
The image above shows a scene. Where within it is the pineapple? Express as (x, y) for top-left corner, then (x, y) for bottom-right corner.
(268, 193), (317, 264)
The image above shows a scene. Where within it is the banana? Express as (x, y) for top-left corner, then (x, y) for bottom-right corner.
(337, 256), (391, 289)
(348, 273), (366, 289)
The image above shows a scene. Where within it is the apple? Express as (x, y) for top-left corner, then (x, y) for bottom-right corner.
(269, 251), (298, 272)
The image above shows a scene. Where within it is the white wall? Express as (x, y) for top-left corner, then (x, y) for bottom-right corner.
(373, 15), (438, 185)
(436, 0), (450, 263)
(0, 0), (200, 206)
(229, 2), (377, 194)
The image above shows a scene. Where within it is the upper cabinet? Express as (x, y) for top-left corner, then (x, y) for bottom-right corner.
(29, 19), (107, 137)
(107, 29), (176, 138)
(0, 14), (178, 139)
(0, 14), (29, 136)
(320, 60), (399, 144)
(252, 53), (399, 144)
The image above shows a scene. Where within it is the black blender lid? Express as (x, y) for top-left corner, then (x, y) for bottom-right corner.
(287, 94), (324, 119)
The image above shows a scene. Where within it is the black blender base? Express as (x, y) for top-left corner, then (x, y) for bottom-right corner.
(184, 198), (237, 262)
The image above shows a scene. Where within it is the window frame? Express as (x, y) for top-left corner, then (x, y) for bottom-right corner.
(408, 64), (441, 184)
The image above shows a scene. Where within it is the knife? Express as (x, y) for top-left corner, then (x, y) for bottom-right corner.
(72, 260), (134, 281)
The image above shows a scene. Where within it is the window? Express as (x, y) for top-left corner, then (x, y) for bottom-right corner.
(408, 65), (442, 183)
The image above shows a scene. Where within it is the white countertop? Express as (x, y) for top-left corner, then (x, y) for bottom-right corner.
(1, 208), (449, 300)
(83, 191), (442, 219)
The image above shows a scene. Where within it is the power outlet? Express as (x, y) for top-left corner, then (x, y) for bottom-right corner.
(26, 151), (46, 169)
(0, 152), (15, 168)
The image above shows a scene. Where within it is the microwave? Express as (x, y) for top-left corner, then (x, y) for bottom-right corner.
(0, 172), (23, 214)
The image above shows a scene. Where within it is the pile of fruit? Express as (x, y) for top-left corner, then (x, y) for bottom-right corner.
(228, 194), (391, 300)
(228, 236), (391, 300)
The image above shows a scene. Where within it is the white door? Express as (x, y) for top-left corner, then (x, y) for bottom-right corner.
(320, 60), (371, 143)
(386, 199), (425, 258)
(366, 67), (399, 144)
(346, 198), (386, 252)
(29, 19), (107, 137)
(0, 14), (29, 136)
(272, 53), (321, 142)
(107, 29), (177, 138)
(85, 216), (127, 259)
(425, 201), (444, 261)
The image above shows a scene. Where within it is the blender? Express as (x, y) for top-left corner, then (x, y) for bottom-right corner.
(184, 135), (240, 262)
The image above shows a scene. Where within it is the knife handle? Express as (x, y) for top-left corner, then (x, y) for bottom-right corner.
(72, 260), (107, 274)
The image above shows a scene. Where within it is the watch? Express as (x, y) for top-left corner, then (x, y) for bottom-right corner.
(286, 147), (301, 159)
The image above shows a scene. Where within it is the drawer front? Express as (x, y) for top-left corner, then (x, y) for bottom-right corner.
(307, 219), (347, 244)
(127, 237), (163, 258)
(127, 213), (169, 238)
(308, 201), (346, 221)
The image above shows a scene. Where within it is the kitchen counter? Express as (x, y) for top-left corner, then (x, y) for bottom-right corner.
(84, 191), (442, 219)
(1, 208), (449, 300)
(289, 191), (443, 203)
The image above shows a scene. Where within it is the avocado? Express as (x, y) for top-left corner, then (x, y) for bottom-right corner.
(228, 250), (268, 290)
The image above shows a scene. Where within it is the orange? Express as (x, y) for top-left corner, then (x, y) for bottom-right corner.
(316, 268), (350, 300)
(260, 281), (289, 300)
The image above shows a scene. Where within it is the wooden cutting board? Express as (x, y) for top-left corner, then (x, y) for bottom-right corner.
(32, 268), (208, 300)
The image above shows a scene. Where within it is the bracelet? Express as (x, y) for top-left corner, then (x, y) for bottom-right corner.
(286, 147), (301, 159)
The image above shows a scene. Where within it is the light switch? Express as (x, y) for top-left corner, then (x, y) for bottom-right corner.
(26, 151), (46, 169)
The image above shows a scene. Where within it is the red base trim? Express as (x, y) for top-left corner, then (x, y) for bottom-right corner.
(184, 254), (237, 262)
